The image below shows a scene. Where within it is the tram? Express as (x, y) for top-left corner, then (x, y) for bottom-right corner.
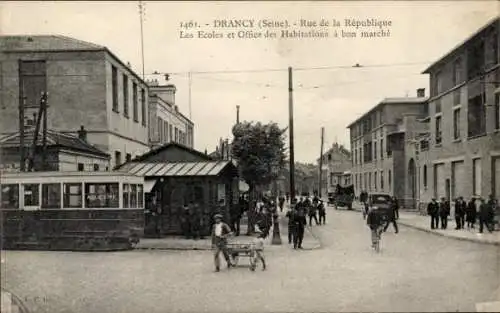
(1, 171), (145, 251)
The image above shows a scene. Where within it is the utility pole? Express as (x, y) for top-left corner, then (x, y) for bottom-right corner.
(318, 127), (324, 198)
(18, 60), (25, 172)
(236, 105), (240, 124)
(139, 1), (146, 80)
(288, 66), (296, 202)
(41, 92), (48, 170)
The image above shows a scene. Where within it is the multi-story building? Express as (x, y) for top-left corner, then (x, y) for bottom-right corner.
(147, 80), (194, 149)
(412, 17), (500, 213)
(347, 90), (428, 208)
(0, 35), (150, 169)
(209, 137), (231, 160)
(318, 142), (352, 196)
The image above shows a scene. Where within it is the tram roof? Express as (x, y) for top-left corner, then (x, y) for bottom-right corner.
(117, 161), (235, 177)
(0, 171), (142, 178)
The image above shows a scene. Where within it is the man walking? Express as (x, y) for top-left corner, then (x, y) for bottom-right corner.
(211, 214), (233, 272)
(439, 197), (450, 229)
(479, 198), (494, 233)
(454, 196), (467, 230)
(285, 205), (296, 244)
(392, 196), (400, 220)
(383, 199), (399, 233)
(318, 200), (326, 225)
(427, 198), (439, 229)
(293, 205), (307, 249)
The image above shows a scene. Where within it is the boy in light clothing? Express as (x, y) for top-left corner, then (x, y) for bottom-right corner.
(252, 232), (267, 270)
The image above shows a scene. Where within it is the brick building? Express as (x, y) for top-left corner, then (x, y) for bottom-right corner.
(318, 142), (352, 196)
(147, 80), (194, 149)
(0, 35), (150, 169)
(347, 91), (428, 207)
(413, 17), (500, 213)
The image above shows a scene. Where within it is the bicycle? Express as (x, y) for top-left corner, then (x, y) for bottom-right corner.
(373, 225), (384, 252)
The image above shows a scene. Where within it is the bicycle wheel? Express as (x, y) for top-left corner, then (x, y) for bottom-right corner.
(375, 238), (380, 252)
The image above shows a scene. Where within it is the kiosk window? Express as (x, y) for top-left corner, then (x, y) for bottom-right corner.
(130, 184), (137, 208)
(123, 183), (130, 208)
(63, 183), (83, 208)
(137, 184), (144, 208)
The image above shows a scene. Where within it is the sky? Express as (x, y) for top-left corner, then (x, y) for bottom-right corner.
(1, 1), (499, 163)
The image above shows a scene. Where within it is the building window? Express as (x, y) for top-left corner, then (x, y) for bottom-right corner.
(388, 170), (392, 190)
(141, 89), (147, 126)
(169, 124), (173, 141)
(423, 165), (427, 189)
(112, 65), (118, 112)
(452, 58), (463, 86)
(23, 184), (39, 206)
(468, 40), (485, 79)
(1, 184), (19, 209)
(85, 183), (119, 208)
(20, 60), (47, 112)
(131, 184), (138, 208)
(369, 172), (372, 190)
(435, 116), (442, 145)
(63, 183), (82, 208)
(123, 74), (129, 118)
(94, 164), (100, 171)
(495, 94), (500, 130)
(435, 99), (442, 113)
(166, 122), (169, 141)
(453, 89), (461, 106)
(380, 139), (384, 159)
(133, 82), (138, 122)
(374, 172), (377, 190)
(126, 153), (132, 162)
(453, 108), (461, 140)
(363, 141), (373, 163)
(435, 71), (443, 96)
(123, 183), (130, 208)
(157, 117), (162, 142)
(42, 183), (61, 209)
(373, 141), (377, 161)
(467, 93), (486, 138)
(354, 150), (357, 165)
(473, 158), (481, 196)
(77, 163), (84, 171)
(380, 170), (384, 189)
(115, 151), (122, 167)
(175, 127), (179, 142)
(420, 140), (429, 151)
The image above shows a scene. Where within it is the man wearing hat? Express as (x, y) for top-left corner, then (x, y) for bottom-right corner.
(211, 213), (233, 272)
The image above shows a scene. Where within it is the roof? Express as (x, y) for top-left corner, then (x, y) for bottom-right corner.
(131, 142), (212, 162)
(117, 160), (234, 177)
(0, 35), (103, 51)
(346, 96), (428, 129)
(422, 17), (499, 74)
(0, 35), (147, 86)
(0, 129), (109, 157)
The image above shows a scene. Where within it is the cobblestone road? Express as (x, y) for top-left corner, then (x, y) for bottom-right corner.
(2, 209), (499, 313)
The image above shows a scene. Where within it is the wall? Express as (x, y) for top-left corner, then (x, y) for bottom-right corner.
(0, 51), (108, 135)
(58, 150), (110, 171)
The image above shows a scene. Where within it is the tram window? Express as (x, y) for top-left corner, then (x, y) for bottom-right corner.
(1, 184), (19, 209)
(131, 184), (137, 208)
(42, 183), (61, 209)
(123, 183), (130, 208)
(23, 184), (39, 206)
(85, 183), (119, 208)
(63, 183), (83, 208)
(137, 184), (144, 207)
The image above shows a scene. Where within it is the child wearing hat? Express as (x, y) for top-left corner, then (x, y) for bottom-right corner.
(211, 213), (233, 272)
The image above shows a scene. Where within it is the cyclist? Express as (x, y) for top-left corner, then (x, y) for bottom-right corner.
(366, 206), (386, 249)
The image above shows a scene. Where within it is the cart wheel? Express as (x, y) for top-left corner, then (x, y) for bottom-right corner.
(231, 253), (239, 266)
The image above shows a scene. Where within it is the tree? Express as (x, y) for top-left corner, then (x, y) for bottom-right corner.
(231, 121), (287, 235)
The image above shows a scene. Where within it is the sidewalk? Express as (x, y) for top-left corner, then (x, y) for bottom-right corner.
(350, 202), (500, 246)
(136, 209), (321, 251)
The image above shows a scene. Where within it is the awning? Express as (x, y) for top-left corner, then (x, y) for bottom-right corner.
(144, 179), (158, 193)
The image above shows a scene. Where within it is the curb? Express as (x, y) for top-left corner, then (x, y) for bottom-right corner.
(396, 221), (500, 246)
(134, 246), (213, 251)
(351, 206), (500, 246)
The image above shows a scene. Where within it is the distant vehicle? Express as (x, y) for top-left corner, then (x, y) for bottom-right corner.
(334, 184), (354, 210)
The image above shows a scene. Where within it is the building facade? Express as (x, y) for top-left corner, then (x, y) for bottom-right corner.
(318, 142), (352, 196)
(0, 126), (110, 172)
(147, 80), (194, 149)
(0, 35), (150, 169)
(413, 17), (500, 214)
(347, 91), (428, 208)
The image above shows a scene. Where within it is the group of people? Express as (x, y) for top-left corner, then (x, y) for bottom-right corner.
(427, 194), (498, 233)
(286, 196), (326, 249)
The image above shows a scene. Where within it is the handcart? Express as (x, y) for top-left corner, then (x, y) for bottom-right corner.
(226, 242), (262, 271)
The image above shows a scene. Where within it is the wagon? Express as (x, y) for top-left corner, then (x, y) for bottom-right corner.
(226, 242), (262, 271)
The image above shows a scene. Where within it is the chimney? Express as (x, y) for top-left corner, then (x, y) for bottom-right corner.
(77, 125), (87, 141)
(417, 88), (425, 97)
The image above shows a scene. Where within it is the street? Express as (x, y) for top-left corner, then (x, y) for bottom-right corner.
(2, 208), (499, 313)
